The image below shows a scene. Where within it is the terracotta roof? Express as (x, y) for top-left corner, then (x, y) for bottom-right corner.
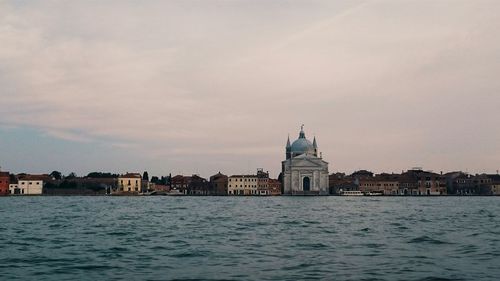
(0, 172), (9, 177)
(18, 174), (50, 181)
(119, 173), (141, 178)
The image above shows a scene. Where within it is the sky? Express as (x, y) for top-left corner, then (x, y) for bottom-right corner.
(1, 0), (499, 178)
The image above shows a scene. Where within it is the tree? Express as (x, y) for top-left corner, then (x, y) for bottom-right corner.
(160, 176), (168, 185)
(66, 172), (77, 179)
(50, 171), (63, 180)
(150, 176), (160, 184)
(87, 172), (119, 178)
(60, 180), (77, 189)
(143, 171), (149, 181)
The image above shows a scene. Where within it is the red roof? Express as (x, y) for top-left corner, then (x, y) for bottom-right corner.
(119, 173), (142, 178)
(18, 174), (50, 181)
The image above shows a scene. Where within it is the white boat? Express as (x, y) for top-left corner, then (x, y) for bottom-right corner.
(365, 191), (383, 196)
(340, 190), (364, 196)
(166, 189), (185, 196)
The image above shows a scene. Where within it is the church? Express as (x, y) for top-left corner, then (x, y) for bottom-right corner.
(282, 126), (329, 195)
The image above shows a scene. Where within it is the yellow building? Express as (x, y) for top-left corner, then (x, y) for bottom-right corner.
(117, 173), (142, 193)
(228, 175), (258, 195)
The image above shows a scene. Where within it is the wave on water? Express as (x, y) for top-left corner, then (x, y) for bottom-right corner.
(1, 196), (499, 281)
(417, 277), (466, 281)
(408, 235), (453, 245)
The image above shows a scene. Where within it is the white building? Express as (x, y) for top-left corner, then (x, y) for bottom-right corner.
(282, 126), (329, 195)
(9, 175), (44, 195)
(228, 175), (258, 195)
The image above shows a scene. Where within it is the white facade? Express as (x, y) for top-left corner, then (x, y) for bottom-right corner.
(282, 126), (329, 195)
(282, 154), (329, 195)
(10, 180), (43, 195)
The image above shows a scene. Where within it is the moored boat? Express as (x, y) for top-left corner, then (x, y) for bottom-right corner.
(340, 190), (364, 196)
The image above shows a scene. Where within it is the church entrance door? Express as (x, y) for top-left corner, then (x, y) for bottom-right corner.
(303, 177), (310, 192)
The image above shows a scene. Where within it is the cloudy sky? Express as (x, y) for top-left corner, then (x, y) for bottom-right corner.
(1, 0), (499, 178)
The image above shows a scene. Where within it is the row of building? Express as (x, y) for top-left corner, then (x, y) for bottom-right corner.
(330, 168), (500, 196)
(0, 169), (283, 196)
(1, 127), (499, 196)
(2, 167), (499, 196)
(0, 172), (47, 195)
(113, 169), (283, 196)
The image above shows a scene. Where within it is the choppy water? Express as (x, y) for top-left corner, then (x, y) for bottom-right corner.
(1, 197), (499, 281)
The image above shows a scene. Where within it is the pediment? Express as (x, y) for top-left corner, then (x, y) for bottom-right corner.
(285, 156), (328, 168)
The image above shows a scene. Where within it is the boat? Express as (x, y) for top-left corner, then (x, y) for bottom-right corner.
(340, 190), (364, 196)
(365, 191), (384, 196)
(166, 189), (185, 196)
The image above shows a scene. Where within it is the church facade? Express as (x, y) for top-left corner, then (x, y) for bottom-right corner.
(282, 126), (329, 195)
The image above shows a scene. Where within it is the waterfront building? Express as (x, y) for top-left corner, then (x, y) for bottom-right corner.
(10, 175), (46, 195)
(210, 172), (228, 195)
(472, 174), (495, 195)
(358, 173), (400, 195)
(488, 174), (500, 195)
(377, 174), (402, 195)
(443, 172), (492, 195)
(257, 169), (270, 195)
(171, 175), (191, 194)
(399, 169), (446, 195)
(228, 174), (258, 195)
(141, 180), (153, 193)
(268, 179), (282, 196)
(170, 174), (211, 195)
(329, 173), (357, 194)
(9, 183), (18, 194)
(282, 126), (329, 195)
(117, 173), (142, 193)
(187, 175), (211, 195)
(0, 171), (9, 196)
(152, 184), (170, 193)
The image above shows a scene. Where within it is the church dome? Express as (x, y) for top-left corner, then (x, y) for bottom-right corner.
(288, 126), (317, 156)
(290, 138), (315, 155)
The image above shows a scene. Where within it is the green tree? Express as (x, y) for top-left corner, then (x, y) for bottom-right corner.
(87, 172), (118, 178)
(150, 176), (159, 184)
(50, 171), (63, 180)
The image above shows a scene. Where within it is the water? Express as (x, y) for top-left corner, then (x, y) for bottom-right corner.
(0, 197), (499, 281)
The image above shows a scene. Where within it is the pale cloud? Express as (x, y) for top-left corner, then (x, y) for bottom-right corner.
(1, 0), (499, 177)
